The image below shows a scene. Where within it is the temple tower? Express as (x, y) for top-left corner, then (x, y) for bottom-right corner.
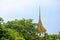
(37, 7), (46, 36)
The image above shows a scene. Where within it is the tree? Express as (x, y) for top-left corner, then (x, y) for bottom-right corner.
(0, 17), (4, 24)
(5, 18), (38, 40)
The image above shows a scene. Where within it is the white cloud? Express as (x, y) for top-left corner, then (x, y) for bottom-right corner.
(0, 0), (59, 12)
(39, 0), (59, 7)
(0, 0), (38, 11)
(0, 0), (39, 19)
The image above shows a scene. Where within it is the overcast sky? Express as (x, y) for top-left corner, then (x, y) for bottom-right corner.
(0, 0), (60, 34)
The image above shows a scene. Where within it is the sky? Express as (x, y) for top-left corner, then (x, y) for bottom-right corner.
(0, 0), (60, 34)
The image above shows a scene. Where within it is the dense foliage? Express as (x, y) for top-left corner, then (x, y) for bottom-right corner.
(0, 17), (60, 40)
